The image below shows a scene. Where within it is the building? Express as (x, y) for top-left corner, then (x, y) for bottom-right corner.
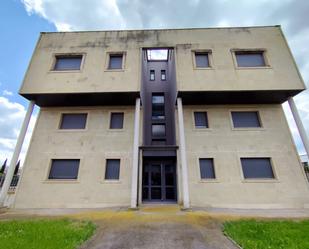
(6, 26), (309, 209)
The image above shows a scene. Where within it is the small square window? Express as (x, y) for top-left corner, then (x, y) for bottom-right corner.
(48, 159), (80, 180)
(105, 159), (120, 180)
(60, 113), (87, 129)
(241, 158), (274, 179)
(53, 55), (82, 71)
(150, 70), (155, 81)
(194, 112), (208, 128)
(195, 52), (210, 68)
(161, 70), (166, 81)
(110, 112), (124, 129)
(231, 111), (261, 128)
(235, 51), (266, 67)
(152, 124), (166, 137)
(108, 54), (123, 69)
(199, 158), (215, 179)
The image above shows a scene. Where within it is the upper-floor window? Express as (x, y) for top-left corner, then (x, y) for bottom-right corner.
(59, 113), (87, 129)
(150, 70), (155, 81)
(110, 112), (124, 129)
(235, 51), (266, 67)
(194, 112), (208, 128)
(241, 158), (274, 179)
(53, 55), (82, 71)
(152, 94), (165, 120)
(48, 159), (80, 180)
(152, 124), (166, 137)
(105, 159), (120, 180)
(108, 54), (123, 70)
(194, 52), (210, 68)
(161, 70), (166, 81)
(199, 158), (215, 179)
(231, 111), (261, 128)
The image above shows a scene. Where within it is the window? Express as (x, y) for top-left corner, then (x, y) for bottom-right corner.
(235, 51), (266, 67)
(152, 124), (166, 137)
(231, 111), (261, 128)
(105, 159), (120, 180)
(161, 70), (166, 81)
(150, 70), (155, 81)
(195, 52), (210, 68)
(110, 112), (124, 129)
(199, 158), (215, 179)
(241, 158), (274, 179)
(152, 94), (165, 120)
(147, 49), (168, 61)
(60, 113), (87, 129)
(53, 55), (82, 71)
(48, 159), (80, 180)
(108, 54), (123, 69)
(194, 112), (208, 128)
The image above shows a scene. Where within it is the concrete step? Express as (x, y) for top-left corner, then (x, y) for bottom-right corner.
(0, 206), (8, 214)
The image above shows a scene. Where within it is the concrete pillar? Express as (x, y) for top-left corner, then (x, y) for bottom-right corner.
(0, 100), (35, 206)
(288, 97), (309, 158)
(177, 98), (190, 209)
(130, 98), (141, 208)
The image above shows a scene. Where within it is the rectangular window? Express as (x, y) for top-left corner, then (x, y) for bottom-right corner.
(110, 112), (124, 129)
(241, 158), (274, 179)
(161, 70), (166, 81)
(53, 55), (82, 71)
(195, 52), (210, 68)
(60, 113), (87, 129)
(152, 124), (166, 137)
(108, 54), (123, 69)
(235, 51), (266, 67)
(48, 159), (80, 180)
(105, 159), (120, 180)
(152, 94), (165, 120)
(231, 111), (261, 128)
(199, 159), (215, 179)
(150, 70), (155, 81)
(194, 112), (208, 128)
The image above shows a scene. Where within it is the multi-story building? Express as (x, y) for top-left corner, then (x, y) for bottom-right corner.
(6, 26), (309, 209)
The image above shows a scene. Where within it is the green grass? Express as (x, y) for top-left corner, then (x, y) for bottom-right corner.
(0, 219), (96, 249)
(223, 219), (309, 249)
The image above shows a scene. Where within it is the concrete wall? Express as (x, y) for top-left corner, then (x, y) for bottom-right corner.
(181, 104), (309, 208)
(14, 106), (135, 208)
(19, 26), (305, 95)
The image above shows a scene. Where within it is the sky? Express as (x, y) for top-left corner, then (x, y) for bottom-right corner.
(0, 0), (308, 165)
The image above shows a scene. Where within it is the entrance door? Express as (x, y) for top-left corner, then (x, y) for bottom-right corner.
(142, 161), (177, 202)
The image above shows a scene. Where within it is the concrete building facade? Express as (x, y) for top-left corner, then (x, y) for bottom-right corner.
(9, 26), (309, 209)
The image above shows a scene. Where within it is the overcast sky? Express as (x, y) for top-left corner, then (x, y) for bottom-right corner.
(0, 0), (308, 165)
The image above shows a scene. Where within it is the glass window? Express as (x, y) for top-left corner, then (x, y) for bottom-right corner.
(152, 94), (165, 120)
(241, 158), (274, 179)
(150, 70), (155, 81)
(231, 111), (261, 128)
(161, 70), (166, 81)
(108, 54), (123, 69)
(152, 124), (166, 137)
(105, 159), (120, 180)
(199, 159), (215, 179)
(147, 49), (168, 61)
(60, 113), (87, 129)
(235, 51), (266, 67)
(54, 55), (82, 71)
(48, 159), (80, 180)
(110, 113), (124, 129)
(195, 52), (209, 68)
(194, 112), (208, 128)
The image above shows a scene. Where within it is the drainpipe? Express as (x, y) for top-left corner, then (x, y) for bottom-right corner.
(177, 98), (190, 209)
(0, 100), (35, 206)
(288, 97), (309, 158)
(130, 98), (141, 209)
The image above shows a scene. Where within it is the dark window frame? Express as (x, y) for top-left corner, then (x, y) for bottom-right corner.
(48, 159), (80, 180)
(104, 159), (121, 180)
(150, 70), (155, 81)
(199, 158), (216, 180)
(231, 111), (262, 128)
(52, 54), (83, 71)
(59, 113), (88, 130)
(107, 52), (125, 70)
(152, 93), (165, 121)
(110, 112), (124, 129)
(194, 111), (209, 129)
(193, 51), (211, 68)
(233, 50), (268, 68)
(240, 157), (275, 180)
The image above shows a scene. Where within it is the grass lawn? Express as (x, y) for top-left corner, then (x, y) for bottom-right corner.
(223, 219), (309, 249)
(0, 219), (96, 249)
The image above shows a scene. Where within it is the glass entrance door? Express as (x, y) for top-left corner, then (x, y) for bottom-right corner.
(142, 161), (177, 202)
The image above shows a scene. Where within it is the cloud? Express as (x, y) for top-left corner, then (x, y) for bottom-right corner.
(2, 90), (13, 96)
(0, 97), (37, 165)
